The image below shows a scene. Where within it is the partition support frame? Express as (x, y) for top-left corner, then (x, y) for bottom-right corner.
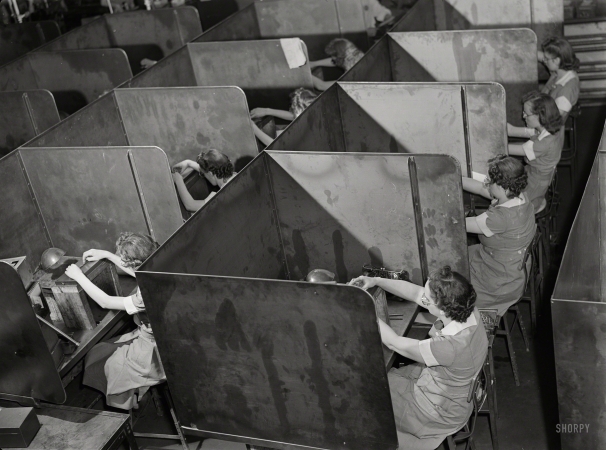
(127, 150), (156, 242)
(408, 157), (429, 282)
(22, 92), (40, 135)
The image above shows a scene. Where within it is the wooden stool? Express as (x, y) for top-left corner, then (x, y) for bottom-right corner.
(9, 403), (138, 450)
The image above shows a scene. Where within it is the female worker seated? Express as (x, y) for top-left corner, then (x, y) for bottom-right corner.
(250, 87), (318, 146)
(65, 232), (164, 410)
(350, 266), (488, 450)
(507, 91), (563, 212)
(463, 155), (537, 316)
(171, 149), (236, 213)
(309, 38), (365, 91)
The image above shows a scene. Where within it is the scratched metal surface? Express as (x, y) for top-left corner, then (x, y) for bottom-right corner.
(136, 273), (397, 450)
(552, 151), (601, 302)
(387, 30), (538, 125)
(552, 300), (606, 449)
(267, 152), (424, 285)
(187, 41), (313, 110)
(18, 147), (180, 255)
(0, 152), (49, 265)
(0, 90), (60, 156)
(0, 263), (66, 404)
(269, 82), (505, 175)
(123, 46), (197, 89)
(141, 154), (286, 279)
(390, 0), (561, 43)
(339, 37), (392, 83)
(0, 50), (132, 115)
(194, 3), (261, 43)
(37, 9), (202, 75)
(115, 87), (258, 166)
(266, 86), (345, 153)
(25, 93), (128, 148)
(0, 21), (60, 66)
(414, 155), (468, 278)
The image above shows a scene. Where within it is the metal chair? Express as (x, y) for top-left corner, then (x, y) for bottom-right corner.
(557, 104), (581, 195)
(535, 170), (559, 264)
(445, 361), (498, 450)
(519, 231), (544, 332)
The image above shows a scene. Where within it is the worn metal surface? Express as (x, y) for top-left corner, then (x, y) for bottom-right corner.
(0, 50), (132, 115)
(269, 82), (506, 175)
(141, 155), (285, 278)
(124, 46), (197, 89)
(391, 0), (561, 42)
(114, 87), (257, 166)
(195, 0), (369, 60)
(187, 41), (313, 110)
(37, 8), (202, 75)
(552, 300), (606, 450)
(340, 37), (392, 83)
(1, 147), (181, 262)
(0, 152), (50, 265)
(0, 90), (60, 156)
(0, 21), (60, 66)
(387, 30), (538, 125)
(0, 263), (66, 404)
(136, 273), (397, 450)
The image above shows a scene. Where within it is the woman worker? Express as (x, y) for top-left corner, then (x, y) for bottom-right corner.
(350, 266), (488, 449)
(463, 155), (536, 316)
(171, 149), (236, 213)
(507, 91), (563, 212)
(65, 232), (164, 410)
(309, 38), (365, 91)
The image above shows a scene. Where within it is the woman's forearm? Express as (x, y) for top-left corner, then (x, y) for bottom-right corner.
(372, 278), (424, 306)
(462, 177), (490, 199)
(312, 75), (335, 92)
(104, 252), (136, 277)
(508, 123), (535, 139)
(379, 320), (424, 363)
(508, 142), (527, 157)
(309, 57), (335, 69)
(73, 276), (127, 310)
(265, 108), (296, 121)
(251, 121), (274, 146)
(173, 175), (204, 212)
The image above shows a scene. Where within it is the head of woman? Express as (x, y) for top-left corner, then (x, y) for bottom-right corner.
(421, 266), (475, 323)
(115, 232), (158, 269)
(324, 38), (364, 71)
(522, 91), (562, 134)
(289, 88), (318, 118)
(542, 37), (580, 72)
(485, 154), (528, 199)
(196, 149), (234, 184)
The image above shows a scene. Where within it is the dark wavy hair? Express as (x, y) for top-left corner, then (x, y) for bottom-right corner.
(196, 149), (234, 181)
(428, 266), (475, 323)
(542, 37), (580, 71)
(522, 91), (562, 134)
(115, 232), (158, 268)
(289, 87), (318, 118)
(487, 155), (528, 198)
(324, 38), (364, 71)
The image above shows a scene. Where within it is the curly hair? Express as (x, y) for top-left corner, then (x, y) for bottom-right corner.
(427, 266), (476, 323)
(115, 232), (158, 268)
(289, 87), (318, 118)
(324, 38), (364, 71)
(522, 91), (562, 134)
(196, 149), (234, 181)
(542, 37), (580, 71)
(487, 155), (528, 198)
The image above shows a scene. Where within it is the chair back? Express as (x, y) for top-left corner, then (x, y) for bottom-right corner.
(518, 230), (542, 291)
(479, 308), (499, 339)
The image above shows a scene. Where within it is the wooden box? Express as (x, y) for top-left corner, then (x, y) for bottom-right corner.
(0, 407), (41, 448)
(36, 257), (122, 330)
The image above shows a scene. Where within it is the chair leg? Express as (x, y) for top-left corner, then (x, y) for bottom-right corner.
(501, 314), (520, 387)
(513, 306), (530, 352)
(529, 276), (537, 333)
(162, 385), (189, 450)
(446, 435), (457, 450)
(486, 374), (499, 450)
(488, 347), (498, 419)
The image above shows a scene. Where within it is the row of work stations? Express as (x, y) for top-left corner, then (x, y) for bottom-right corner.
(1, 1), (601, 449)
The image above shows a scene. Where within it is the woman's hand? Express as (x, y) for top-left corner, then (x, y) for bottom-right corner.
(65, 264), (85, 282)
(172, 160), (189, 173)
(250, 108), (268, 120)
(348, 276), (377, 290)
(140, 58), (157, 70)
(82, 249), (109, 264)
(172, 171), (184, 183)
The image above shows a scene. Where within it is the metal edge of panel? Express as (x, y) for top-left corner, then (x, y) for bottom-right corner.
(408, 156), (429, 282)
(22, 92), (40, 135)
(127, 149), (156, 242)
(334, 83), (349, 152)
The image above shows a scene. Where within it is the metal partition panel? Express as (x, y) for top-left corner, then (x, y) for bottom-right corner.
(0, 50), (132, 115)
(0, 21), (61, 66)
(115, 87), (257, 165)
(391, 0), (562, 43)
(269, 83), (506, 175)
(37, 9), (202, 75)
(187, 41), (313, 110)
(0, 153), (49, 265)
(339, 37), (393, 83)
(0, 263), (66, 404)
(387, 30), (538, 125)
(141, 155), (286, 279)
(17, 147), (181, 254)
(194, 3), (261, 42)
(136, 273), (397, 450)
(0, 90), (60, 156)
(124, 46), (197, 89)
(266, 87), (345, 153)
